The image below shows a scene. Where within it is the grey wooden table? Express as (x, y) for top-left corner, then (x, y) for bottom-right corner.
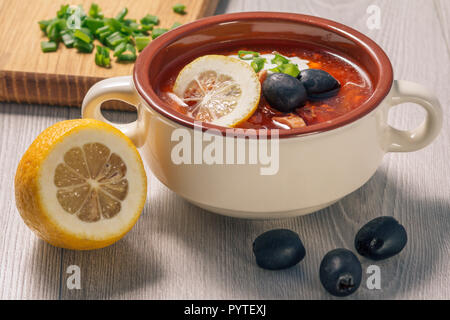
(1, 0), (449, 300)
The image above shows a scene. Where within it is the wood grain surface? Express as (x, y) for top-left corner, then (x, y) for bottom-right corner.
(0, 0), (218, 109)
(1, 0), (449, 300)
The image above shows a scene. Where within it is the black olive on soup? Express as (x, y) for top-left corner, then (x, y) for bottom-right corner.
(262, 73), (308, 113)
(298, 69), (341, 100)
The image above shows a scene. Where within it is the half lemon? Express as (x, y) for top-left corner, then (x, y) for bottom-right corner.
(14, 119), (147, 250)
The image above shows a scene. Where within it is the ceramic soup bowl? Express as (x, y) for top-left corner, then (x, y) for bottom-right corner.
(82, 12), (442, 219)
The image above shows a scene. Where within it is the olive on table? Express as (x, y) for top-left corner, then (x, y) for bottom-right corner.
(298, 69), (340, 100)
(262, 73), (308, 113)
(252, 229), (306, 270)
(319, 248), (362, 297)
(355, 216), (407, 261)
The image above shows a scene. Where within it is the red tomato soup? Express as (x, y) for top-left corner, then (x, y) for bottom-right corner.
(157, 43), (374, 130)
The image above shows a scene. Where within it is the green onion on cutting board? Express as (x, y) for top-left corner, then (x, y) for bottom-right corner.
(38, 3), (185, 68)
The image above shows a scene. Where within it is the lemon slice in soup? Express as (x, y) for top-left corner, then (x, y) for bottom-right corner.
(173, 55), (261, 127)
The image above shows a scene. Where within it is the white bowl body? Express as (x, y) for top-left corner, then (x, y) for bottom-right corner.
(137, 91), (389, 218)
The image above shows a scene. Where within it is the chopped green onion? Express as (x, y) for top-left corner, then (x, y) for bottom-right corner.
(38, 19), (53, 32)
(140, 14), (159, 26)
(120, 24), (134, 35)
(126, 43), (136, 54)
(271, 53), (290, 66)
(272, 63), (300, 78)
(238, 50), (259, 60)
(117, 43), (136, 62)
(117, 54), (137, 62)
(152, 28), (168, 39)
(89, 3), (104, 19)
(172, 4), (186, 15)
(73, 28), (93, 44)
(135, 36), (150, 51)
(113, 42), (127, 57)
(99, 30), (113, 43)
(140, 24), (153, 32)
(57, 4), (70, 19)
(46, 19), (65, 42)
(124, 19), (137, 25)
(115, 8), (128, 21)
(95, 51), (103, 66)
(106, 31), (127, 48)
(95, 45), (111, 67)
(74, 39), (94, 53)
(95, 25), (111, 35)
(38, 4), (171, 68)
(171, 22), (182, 29)
(128, 21), (141, 31)
(61, 30), (75, 48)
(105, 18), (123, 32)
(40, 41), (58, 52)
(84, 18), (104, 33)
(251, 57), (266, 73)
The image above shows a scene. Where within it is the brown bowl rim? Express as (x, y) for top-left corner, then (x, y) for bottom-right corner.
(133, 12), (393, 138)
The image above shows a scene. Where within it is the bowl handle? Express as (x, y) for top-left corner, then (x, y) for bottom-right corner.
(385, 80), (443, 152)
(82, 76), (143, 147)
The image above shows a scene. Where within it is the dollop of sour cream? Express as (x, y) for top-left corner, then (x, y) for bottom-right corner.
(229, 53), (310, 73)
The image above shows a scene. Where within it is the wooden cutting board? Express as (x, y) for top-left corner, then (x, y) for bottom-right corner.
(0, 0), (219, 110)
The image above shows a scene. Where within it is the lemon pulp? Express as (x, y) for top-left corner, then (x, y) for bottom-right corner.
(173, 55), (261, 127)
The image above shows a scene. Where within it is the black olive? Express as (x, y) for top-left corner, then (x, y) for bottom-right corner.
(252, 229), (306, 270)
(355, 216), (407, 260)
(319, 248), (362, 297)
(298, 69), (340, 100)
(262, 73), (308, 113)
